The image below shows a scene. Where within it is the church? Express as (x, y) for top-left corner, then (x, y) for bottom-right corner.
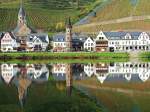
(0, 1), (49, 52)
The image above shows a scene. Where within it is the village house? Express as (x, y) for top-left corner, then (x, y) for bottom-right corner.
(95, 31), (109, 52)
(83, 37), (95, 52)
(26, 34), (49, 51)
(52, 33), (66, 52)
(98, 31), (150, 52)
(53, 32), (86, 52)
(0, 32), (20, 52)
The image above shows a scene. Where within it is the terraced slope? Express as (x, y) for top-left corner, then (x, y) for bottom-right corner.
(0, 0), (101, 32)
(74, 0), (150, 32)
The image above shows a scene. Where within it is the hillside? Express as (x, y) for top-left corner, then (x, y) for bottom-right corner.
(0, 0), (102, 32)
(74, 0), (150, 32)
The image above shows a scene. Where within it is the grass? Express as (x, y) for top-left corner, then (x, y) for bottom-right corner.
(139, 52), (150, 62)
(0, 52), (129, 60)
(0, 58), (128, 64)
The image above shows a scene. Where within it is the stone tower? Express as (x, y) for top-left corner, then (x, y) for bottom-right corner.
(65, 17), (72, 52)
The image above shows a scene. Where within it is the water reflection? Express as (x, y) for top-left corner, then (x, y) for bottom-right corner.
(0, 62), (150, 111)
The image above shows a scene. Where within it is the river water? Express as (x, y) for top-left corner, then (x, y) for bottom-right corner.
(0, 62), (150, 112)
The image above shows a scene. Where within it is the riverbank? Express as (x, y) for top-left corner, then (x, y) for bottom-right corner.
(0, 52), (129, 60)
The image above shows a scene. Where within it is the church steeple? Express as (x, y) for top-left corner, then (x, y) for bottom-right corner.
(65, 17), (72, 52)
(18, 0), (26, 25)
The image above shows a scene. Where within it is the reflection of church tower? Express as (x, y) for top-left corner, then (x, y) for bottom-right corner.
(65, 17), (72, 52)
(65, 64), (72, 96)
(18, 66), (31, 107)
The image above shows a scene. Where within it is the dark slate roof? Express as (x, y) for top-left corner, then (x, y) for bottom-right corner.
(53, 33), (88, 42)
(0, 32), (18, 41)
(27, 33), (49, 43)
(9, 32), (17, 40)
(18, 5), (26, 17)
(53, 33), (65, 42)
(0, 32), (4, 39)
(103, 32), (142, 40)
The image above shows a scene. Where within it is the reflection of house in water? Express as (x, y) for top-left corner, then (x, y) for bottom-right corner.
(84, 62), (150, 84)
(94, 63), (109, 84)
(27, 64), (49, 82)
(52, 63), (73, 95)
(84, 64), (95, 77)
(52, 63), (85, 81)
(52, 63), (86, 96)
(0, 63), (50, 107)
(109, 62), (150, 82)
(0, 64), (19, 84)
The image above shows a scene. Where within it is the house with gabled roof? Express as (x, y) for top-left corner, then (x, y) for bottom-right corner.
(104, 31), (150, 52)
(95, 31), (109, 52)
(83, 37), (95, 52)
(0, 32), (20, 52)
(26, 33), (49, 51)
(52, 33), (67, 52)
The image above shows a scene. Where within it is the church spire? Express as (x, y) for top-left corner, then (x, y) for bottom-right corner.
(66, 17), (72, 28)
(18, 0), (26, 25)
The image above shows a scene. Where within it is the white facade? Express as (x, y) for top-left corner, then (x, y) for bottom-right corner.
(26, 34), (49, 51)
(95, 31), (108, 41)
(0, 32), (19, 52)
(107, 32), (150, 52)
(53, 42), (67, 48)
(84, 37), (95, 51)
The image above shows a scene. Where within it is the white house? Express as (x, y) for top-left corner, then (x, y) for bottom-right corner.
(26, 34), (49, 51)
(0, 32), (20, 52)
(84, 37), (95, 51)
(52, 33), (67, 52)
(100, 31), (150, 52)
